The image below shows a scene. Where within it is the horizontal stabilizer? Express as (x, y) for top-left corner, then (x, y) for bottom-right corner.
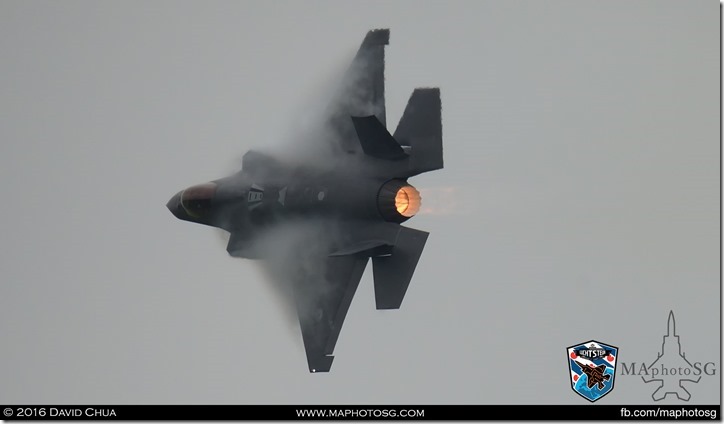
(352, 115), (408, 160)
(372, 226), (428, 310)
(329, 240), (393, 257)
(393, 88), (443, 176)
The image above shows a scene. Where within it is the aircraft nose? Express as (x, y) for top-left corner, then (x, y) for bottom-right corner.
(166, 191), (185, 219)
(167, 182), (218, 222)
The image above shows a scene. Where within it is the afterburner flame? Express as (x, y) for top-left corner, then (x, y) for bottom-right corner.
(395, 186), (421, 217)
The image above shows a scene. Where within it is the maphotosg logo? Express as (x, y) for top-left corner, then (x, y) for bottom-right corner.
(567, 340), (618, 402)
(619, 311), (717, 401)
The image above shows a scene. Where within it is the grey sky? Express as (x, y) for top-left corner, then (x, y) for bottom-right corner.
(0, 0), (719, 404)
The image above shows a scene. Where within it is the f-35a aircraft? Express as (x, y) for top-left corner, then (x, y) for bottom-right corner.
(167, 29), (442, 372)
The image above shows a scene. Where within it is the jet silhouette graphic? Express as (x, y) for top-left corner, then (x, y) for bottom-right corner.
(641, 311), (701, 401)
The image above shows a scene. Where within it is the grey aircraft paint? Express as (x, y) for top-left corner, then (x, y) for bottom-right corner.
(167, 29), (442, 373)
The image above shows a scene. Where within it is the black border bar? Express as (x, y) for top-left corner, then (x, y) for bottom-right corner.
(0, 405), (720, 420)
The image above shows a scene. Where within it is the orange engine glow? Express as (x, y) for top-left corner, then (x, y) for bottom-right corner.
(395, 186), (421, 217)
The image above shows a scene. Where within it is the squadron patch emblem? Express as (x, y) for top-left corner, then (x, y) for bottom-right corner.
(567, 340), (618, 402)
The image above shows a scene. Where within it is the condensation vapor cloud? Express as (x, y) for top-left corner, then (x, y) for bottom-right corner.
(217, 47), (382, 343)
(260, 44), (385, 170)
(248, 219), (345, 343)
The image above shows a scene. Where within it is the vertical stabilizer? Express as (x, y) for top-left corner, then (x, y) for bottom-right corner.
(393, 88), (443, 177)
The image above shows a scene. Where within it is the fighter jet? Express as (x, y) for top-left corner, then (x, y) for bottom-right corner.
(167, 29), (442, 373)
(575, 361), (611, 390)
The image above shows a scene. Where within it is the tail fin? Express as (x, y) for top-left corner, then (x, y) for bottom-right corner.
(372, 226), (428, 309)
(351, 116), (408, 160)
(393, 88), (443, 177)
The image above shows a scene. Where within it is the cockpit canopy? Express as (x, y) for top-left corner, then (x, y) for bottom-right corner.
(181, 182), (217, 218)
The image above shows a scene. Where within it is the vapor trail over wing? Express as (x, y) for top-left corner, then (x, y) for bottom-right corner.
(325, 29), (389, 154)
(293, 253), (369, 373)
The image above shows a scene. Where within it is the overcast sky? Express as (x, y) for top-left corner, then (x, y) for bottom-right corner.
(0, 0), (719, 404)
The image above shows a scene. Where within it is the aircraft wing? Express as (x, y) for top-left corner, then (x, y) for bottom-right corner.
(293, 253), (369, 372)
(324, 29), (389, 154)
